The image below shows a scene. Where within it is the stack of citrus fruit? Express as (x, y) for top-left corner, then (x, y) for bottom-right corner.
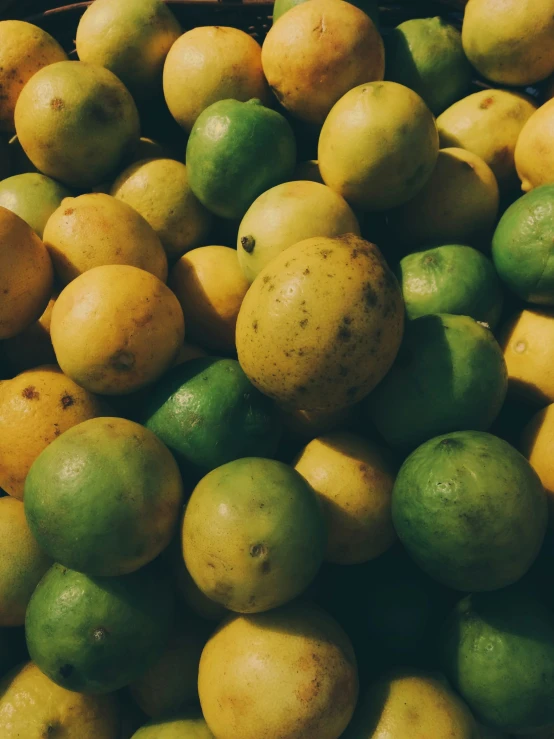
(1, 0), (554, 736)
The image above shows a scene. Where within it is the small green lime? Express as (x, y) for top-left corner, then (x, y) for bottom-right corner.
(0, 173), (71, 237)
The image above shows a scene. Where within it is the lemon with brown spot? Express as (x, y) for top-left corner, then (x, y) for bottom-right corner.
(515, 99), (554, 192)
(0, 207), (53, 340)
(3, 291), (57, 373)
(521, 403), (554, 523)
(236, 234), (404, 411)
(50, 264), (185, 395)
(343, 669), (478, 738)
(198, 603), (358, 739)
(499, 308), (554, 405)
(111, 158), (212, 260)
(237, 181), (360, 282)
(262, 0), (384, 125)
(0, 364), (107, 498)
(0, 661), (121, 738)
(437, 89), (537, 191)
(0, 497), (51, 626)
(170, 246), (249, 352)
(43, 192), (168, 285)
(0, 21), (67, 133)
(294, 432), (396, 564)
(164, 26), (270, 132)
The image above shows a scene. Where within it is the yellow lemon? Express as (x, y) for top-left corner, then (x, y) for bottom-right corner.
(294, 432), (396, 564)
(131, 711), (215, 739)
(515, 99), (554, 192)
(521, 403), (554, 523)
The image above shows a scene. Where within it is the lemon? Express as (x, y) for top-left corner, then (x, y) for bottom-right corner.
(515, 99), (554, 191)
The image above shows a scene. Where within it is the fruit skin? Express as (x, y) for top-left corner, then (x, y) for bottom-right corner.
(499, 308), (554, 405)
(141, 358), (281, 473)
(237, 180), (360, 283)
(293, 432), (397, 564)
(50, 264), (185, 395)
(343, 668), (478, 739)
(0, 364), (107, 499)
(186, 98), (296, 220)
(111, 158), (212, 261)
(262, 0), (384, 125)
(14, 61), (140, 189)
(521, 403), (554, 522)
(318, 81), (439, 211)
(368, 314), (508, 450)
(392, 430), (547, 591)
(273, 0), (379, 25)
(391, 147), (499, 248)
(492, 185), (554, 304)
(163, 26), (270, 133)
(515, 99), (554, 192)
(440, 587), (554, 733)
(0, 497), (51, 626)
(0, 661), (120, 738)
(76, 0), (181, 100)
(0, 207), (53, 340)
(198, 603), (358, 739)
(236, 234), (404, 411)
(0, 173), (71, 238)
(25, 562), (175, 694)
(24, 416), (183, 576)
(462, 0), (554, 86)
(385, 17), (471, 116)
(183, 457), (326, 613)
(3, 292), (56, 373)
(43, 192), (168, 285)
(131, 710), (215, 738)
(398, 245), (503, 328)
(169, 246), (249, 352)
(0, 21), (67, 133)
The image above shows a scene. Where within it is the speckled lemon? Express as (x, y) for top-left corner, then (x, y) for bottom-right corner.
(0, 365), (107, 499)
(50, 265), (185, 395)
(236, 234), (404, 411)
(0, 207), (53, 340)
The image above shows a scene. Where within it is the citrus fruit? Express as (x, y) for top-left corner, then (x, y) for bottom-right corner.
(0, 497), (50, 626)
(499, 308), (554, 404)
(236, 234), (404, 411)
(169, 246), (249, 351)
(272, 0), (379, 24)
(398, 244), (503, 327)
(0, 364), (105, 500)
(391, 147), (499, 248)
(24, 416), (183, 576)
(198, 603), (358, 739)
(368, 314), (508, 450)
(318, 81), (439, 211)
(14, 61), (140, 188)
(129, 611), (211, 717)
(515, 99), (554, 192)
(392, 430), (547, 591)
(131, 710), (214, 739)
(141, 358), (281, 472)
(163, 26), (270, 133)
(343, 668), (478, 739)
(385, 17), (471, 115)
(183, 457), (326, 613)
(462, 0), (554, 86)
(0, 173), (71, 238)
(492, 184), (554, 304)
(0, 207), (53, 340)
(262, 0), (384, 125)
(25, 562), (175, 694)
(50, 264), (185, 395)
(111, 158), (212, 260)
(440, 587), (554, 733)
(437, 89), (537, 191)
(293, 432), (396, 564)
(0, 661), (120, 738)
(237, 180), (360, 283)
(0, 21), (67, 133)
(76, 0), (181, 100)
(43, 192), (168, 285)
(521, 403), (554, 521)
(2, 292), (56, 373)
(186, 98), (296, 220)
